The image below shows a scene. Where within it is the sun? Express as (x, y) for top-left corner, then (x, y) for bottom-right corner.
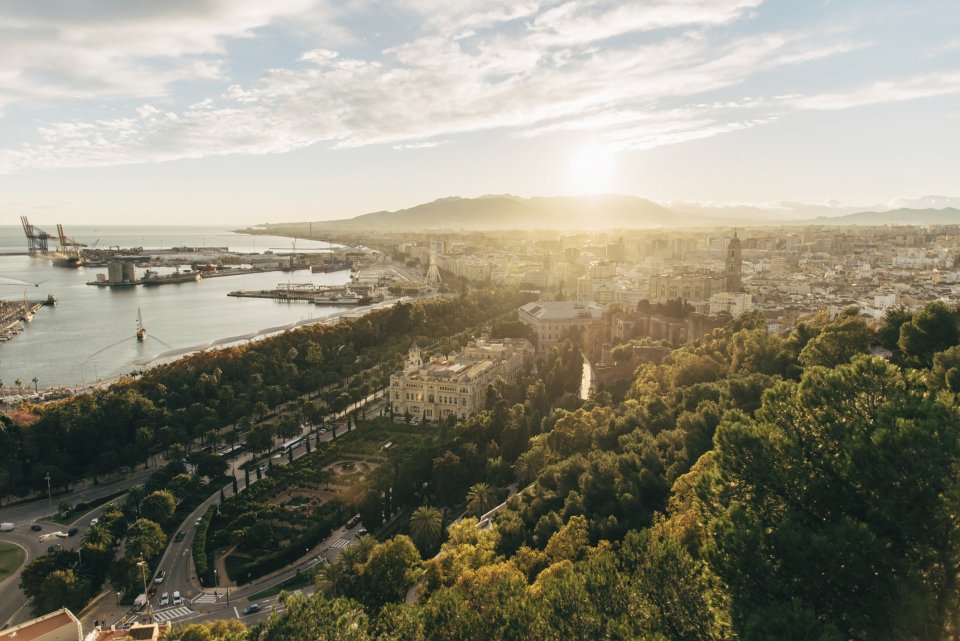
(567, 143), (618, 194)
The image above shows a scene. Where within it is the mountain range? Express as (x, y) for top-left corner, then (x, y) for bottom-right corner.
(260, 195), (960, 231)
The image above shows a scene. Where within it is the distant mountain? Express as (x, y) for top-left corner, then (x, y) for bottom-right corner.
(246, 195), (960, 233)
(800, 207), (960, 226)
(310, 195), (710, 230)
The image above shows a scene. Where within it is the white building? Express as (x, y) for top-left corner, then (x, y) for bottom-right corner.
(518, 300), (606, 353)
(709, 292), (753, 317)
(389, 339), (534, 422)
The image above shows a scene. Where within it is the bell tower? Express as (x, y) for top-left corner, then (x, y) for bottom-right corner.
(725, 231), (742, 292)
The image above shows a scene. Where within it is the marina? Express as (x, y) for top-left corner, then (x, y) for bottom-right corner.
(0, 226), (366, 388)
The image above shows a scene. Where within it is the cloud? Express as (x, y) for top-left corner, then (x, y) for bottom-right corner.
(0, 0), (328, 110)
(787, 72), (960, 110)
(0, 0), (936, 174)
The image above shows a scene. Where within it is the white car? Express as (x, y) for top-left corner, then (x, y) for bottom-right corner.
(90, 518), (98, 526)
(172, 591), (183, 606)
(154, 570), (165, 584)
(159, 592), (170, 607)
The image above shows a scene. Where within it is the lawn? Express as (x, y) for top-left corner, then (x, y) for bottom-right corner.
(0, 541), (26, 582)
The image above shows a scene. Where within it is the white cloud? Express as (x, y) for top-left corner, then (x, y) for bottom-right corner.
(0, 0), (935, 174)
(787, 72), (960, 110)
(0, 0), (326, 110)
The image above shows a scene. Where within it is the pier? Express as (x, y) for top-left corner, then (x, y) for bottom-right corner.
(0, 298), (47, 343)
(227, 283), (382, 305)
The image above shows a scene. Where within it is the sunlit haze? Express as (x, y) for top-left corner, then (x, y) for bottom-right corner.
(0, 0), (958, 224)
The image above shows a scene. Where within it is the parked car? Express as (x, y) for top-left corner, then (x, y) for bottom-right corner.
(345, 514), (361, 529)
(195, 517), (203, 527)
(67, 527), (78, 536)
(30, 524), (42, 532)
(172, 591), (183, 606)
(242, 604), (261, 616)
(89, 518), (98, 526)
(174, 531), (185, 542)
(154, 570), (165, 584)
(159, 592), (169, 607)
(0, 523), (14, 532)
(356, 527), (368, 537)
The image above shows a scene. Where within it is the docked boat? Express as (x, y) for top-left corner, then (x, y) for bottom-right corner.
(141, 269), (201, 285)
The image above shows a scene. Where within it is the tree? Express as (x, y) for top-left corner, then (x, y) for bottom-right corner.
(33, 568), (91, 616)
(703, 356), (960, 641)
(465, 482), (493, 517)
(246, 424), (274, 458)
(409, 505), (443, 555)
(898, 300), (959, 368)
(797, 315), (872, 369)
(140, 490), (176, 525)
(126, 519), (167, 560)
(360, 535), (422, 610)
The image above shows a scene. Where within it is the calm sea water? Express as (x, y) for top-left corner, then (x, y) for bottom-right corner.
(0, 226), (355, 388)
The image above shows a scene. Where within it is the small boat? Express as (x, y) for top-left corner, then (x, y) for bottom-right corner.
(20, 291), (34, 321)
(136, 307), (147, 342)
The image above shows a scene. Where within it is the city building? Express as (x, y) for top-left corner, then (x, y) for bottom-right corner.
(389, 338), (534, 422)
(518, 300), (607, 353)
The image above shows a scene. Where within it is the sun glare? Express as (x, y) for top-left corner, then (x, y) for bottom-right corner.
(567, 144), (617, 194)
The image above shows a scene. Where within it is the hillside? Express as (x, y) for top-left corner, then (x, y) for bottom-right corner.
(306, 194), (704, 230)
(802, 207), (960, 226)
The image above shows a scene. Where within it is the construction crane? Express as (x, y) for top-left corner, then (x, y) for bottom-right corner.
(20, 216), (53, 255)
(56, 224), (86, 255)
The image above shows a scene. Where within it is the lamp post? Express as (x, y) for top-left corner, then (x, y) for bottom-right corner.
(137, 557), (154, 621)
(116, 592), (121, 607)
(44, 471), (52, 512)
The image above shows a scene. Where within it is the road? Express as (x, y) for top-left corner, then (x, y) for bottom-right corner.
(0, 465), (162, 627)
(0, 387), (386, 629)
(92, 390), (387, 631)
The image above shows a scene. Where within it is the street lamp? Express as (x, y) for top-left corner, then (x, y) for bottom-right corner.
(116, 592), (121, 607)
(45, 471), (52, 512)
(137, 557), (154, 621)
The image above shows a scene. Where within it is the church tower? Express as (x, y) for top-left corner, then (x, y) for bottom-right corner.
(405, 344), (423, 372)
(725, 231), (742, 292)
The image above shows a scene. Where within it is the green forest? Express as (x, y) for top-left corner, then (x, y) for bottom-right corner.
(168, 301), (960, 641)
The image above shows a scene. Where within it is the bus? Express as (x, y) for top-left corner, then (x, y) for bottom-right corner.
(217, 444), (245, 460)
(280, 437), (304, 455)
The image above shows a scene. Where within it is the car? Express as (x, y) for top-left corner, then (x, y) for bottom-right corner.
(345, 514), (361, 529)
(356, 527), (368, 537)
(47, 544), (61, 553)
(258, 463), (268, 472)
(172, 591), (183, 606)
(242, 604), (261, 616)
(30, 524), (42, 532)
(318, 428), (327, 434)
(154, 570), (166, 584)
(89, 518), (98, 526)
(173, 531), (185, 542)
(195, 517), (203, 526)
(67, 527), (78, 537)
(159, 592), (169, 607)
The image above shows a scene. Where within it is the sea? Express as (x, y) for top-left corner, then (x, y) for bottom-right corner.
(0, 225), (357, 389)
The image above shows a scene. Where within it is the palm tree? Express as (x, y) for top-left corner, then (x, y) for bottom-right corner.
(409, 505), (443, 553)
(14, 378), (22, 394)
(82, 524), (114, 550)
(317, 559), (348, 597)
(465, 482), (494, 517)
(31, 377), (38, 393)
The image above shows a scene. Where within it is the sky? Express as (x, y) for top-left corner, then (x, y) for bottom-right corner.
(0, 0), (958, 225)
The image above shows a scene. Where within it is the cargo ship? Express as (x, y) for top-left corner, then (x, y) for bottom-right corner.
(141, 269), (202, 286)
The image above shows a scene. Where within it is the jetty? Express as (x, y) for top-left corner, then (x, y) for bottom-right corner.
(227, 283), (382, 306)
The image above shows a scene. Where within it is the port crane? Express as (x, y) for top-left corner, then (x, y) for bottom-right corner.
(56, 224), (86, 255)
(20, 217), (53, 255)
